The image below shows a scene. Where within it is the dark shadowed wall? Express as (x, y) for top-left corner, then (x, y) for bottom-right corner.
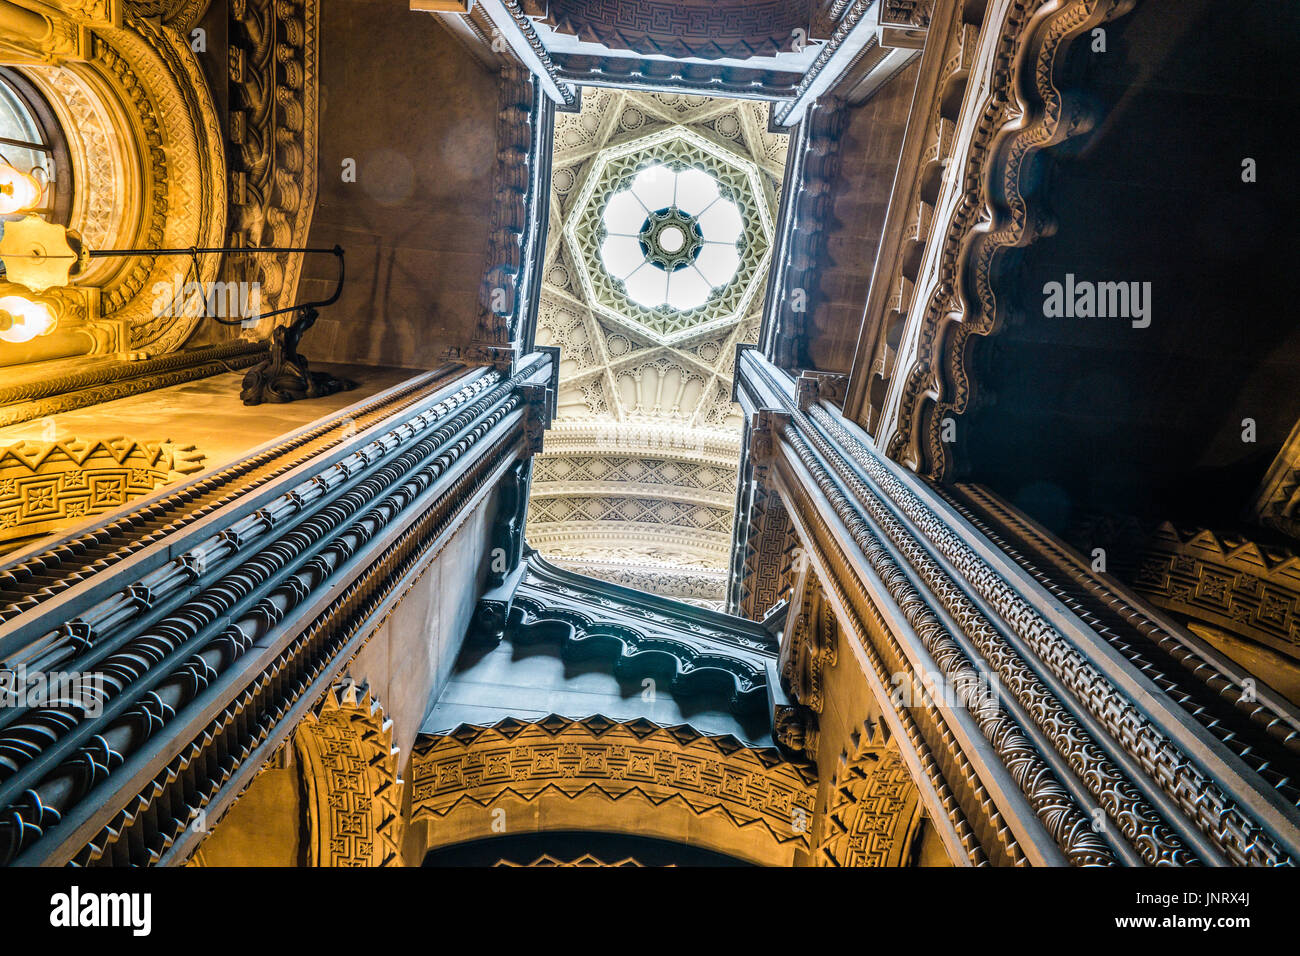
(300, 5), (500, 368)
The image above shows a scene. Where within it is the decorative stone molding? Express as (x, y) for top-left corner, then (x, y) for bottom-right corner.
(552, 52), (801, 102)
(796, 370), (848, 410)
(0, 354), (557, 865)
(817, 741), (923, 866)
(1253, 417), (1300, 541)
(411, 714), (816, 867)
(763, 97), (847, 370)
(943, 481), (1300, 795)
(736, 348), (1300, 866)
(508, 556), (773, 712)
(539, 0), (815, 61)
(0, 435), (205, 542)
(780, 569), (837, 718)
(872, 0), (1139, 477)
(293, 680), (404, 867)
(1123, 524), (1300, 662)
(465, 65), (552, 358)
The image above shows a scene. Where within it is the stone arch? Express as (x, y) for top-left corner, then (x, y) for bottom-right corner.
(410, 715), (816, 867)
(293, 681), (406, 867)
(816, 740), (926, 867)
(0, 6), (226, 365)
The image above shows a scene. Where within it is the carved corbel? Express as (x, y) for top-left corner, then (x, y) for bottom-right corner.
(796, 370), (849, 411)
(518, 380), (553, 455)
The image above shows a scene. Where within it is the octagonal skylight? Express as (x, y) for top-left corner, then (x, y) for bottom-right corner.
(598, 164), (743, 312)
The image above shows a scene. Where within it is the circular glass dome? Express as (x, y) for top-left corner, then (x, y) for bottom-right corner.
(599, 164), (743, 312)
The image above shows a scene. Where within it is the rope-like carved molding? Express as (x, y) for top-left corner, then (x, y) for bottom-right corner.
(0, 436), (205, 543)
(0, 359), (545, 865)
(294, 680), (404, 867)
(817, 745), (923, 866)
(411, 714), (816, 866)
(770, 447), (997, 865)
(781, 423), (1115, 865)
(796, 407), (1196, 865)
(507, 594), (768, 714)
(96, 436), (517, 866)
(772, 0), (876, 127)
(0, 369), (467, 621)
(91, 438), (518, 866)
(494, 0), (577, 108)
(884, 0), (1135, 476)
(809, 402), (1297, 865)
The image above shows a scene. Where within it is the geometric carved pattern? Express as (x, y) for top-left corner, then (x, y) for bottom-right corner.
(0, 436), (205, 543)
(818, 743), (923, 867)
(293, 681), (405, 867)
(411, 715), (815, 866)
(534, 454), (737, 496)
(530, 495), (733, 534)
(738, 483), (797, 620)
(496, 853), (648, 867)
(1129, 523), (1300, 659)
(541, 0), (816, 60)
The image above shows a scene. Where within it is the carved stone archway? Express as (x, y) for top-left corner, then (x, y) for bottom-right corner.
(293, 681), (406, 867)
(410, 715), (816, 867)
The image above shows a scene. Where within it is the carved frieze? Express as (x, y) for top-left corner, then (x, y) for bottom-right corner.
(412, 714), (816, 866)
(0, 435), (204, 542)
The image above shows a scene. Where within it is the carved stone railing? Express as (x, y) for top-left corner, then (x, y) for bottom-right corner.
(736, 346), (1300, 866)
(0, 352), (557, 866)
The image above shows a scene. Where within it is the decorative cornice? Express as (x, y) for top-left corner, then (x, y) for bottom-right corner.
(0, 355), (554, 865)
(738, 349), (1300, 865)
(0, 341), (266, 428)
(0, 435), (205, 542)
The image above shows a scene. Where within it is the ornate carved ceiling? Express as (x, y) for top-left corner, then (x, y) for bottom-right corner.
(529, 89), (787, 607)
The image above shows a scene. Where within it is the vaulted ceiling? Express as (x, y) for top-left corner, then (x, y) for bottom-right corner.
(527, 90), (787, 608)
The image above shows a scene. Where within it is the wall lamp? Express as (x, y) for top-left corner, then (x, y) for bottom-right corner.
(0, 215), (350, 405)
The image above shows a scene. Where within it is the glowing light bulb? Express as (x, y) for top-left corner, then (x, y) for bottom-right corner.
(0, 294), (56, 343)
(0, 162), (41, 215)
